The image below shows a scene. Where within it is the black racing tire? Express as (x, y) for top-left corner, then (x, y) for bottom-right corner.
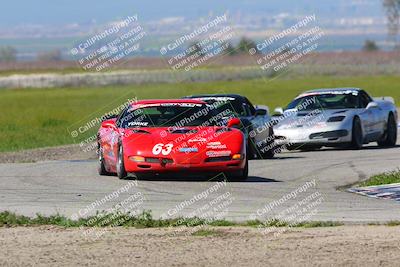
(226, 159), (249, 182)
(97, 143), (112, 176)
(261, 147), (275, 159)
(299, 145), (322, 152)
(116, 144), (128, 180)
(378, 113), (397, 147)
(247, 139), (257, 160)
(351, 117), (363, 150)
(249, 128), (275, 159)
(285, 144), (297, 151)
(260, 128), (275, 159)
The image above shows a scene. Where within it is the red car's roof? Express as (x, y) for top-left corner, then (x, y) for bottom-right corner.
(130, 99), (207, 108)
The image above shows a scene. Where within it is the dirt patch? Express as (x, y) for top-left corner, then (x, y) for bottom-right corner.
(0, 226), (399, 266)
(0, 144), (96, 163)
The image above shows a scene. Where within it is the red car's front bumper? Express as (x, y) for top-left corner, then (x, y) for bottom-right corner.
(123, 156), (246, 174)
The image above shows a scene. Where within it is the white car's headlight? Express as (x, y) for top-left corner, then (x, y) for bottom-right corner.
(327, 116), (346, 122)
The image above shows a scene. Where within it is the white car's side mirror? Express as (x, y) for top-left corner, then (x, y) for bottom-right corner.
(255, 105), (269, 116)
(366, 102), (379, 109)
(274, 107), (284, 115)
(255, 108), (267, 116)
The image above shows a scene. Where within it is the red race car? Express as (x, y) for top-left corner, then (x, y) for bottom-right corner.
(97, 99), (248, 181)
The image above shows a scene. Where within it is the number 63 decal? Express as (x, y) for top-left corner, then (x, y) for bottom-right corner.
(152, 143), (173, 155)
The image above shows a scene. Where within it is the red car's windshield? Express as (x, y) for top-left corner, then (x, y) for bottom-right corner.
(118, 103), (233, 128)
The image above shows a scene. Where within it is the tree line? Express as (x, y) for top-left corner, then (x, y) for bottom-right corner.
(188, 37), (259, 57)
(0, 47), (62, 63)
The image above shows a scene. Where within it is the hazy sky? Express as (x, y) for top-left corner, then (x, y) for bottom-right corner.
(1, 0), (384, 26)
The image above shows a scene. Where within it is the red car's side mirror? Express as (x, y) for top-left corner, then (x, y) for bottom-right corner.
(101, 119), (116, 129)
(227, 118), (241, 128)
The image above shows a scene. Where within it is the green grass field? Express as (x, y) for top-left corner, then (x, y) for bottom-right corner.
(0, 210), (343, 228)
(1, 75), (399, 152)
(360, 170), (400, 187)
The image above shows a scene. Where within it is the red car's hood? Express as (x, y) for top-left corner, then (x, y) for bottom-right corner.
(120, 126), (244, 164)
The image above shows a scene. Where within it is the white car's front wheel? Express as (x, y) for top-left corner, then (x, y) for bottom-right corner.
(351, 117), (363, 150)
(378, 113), (397, 147)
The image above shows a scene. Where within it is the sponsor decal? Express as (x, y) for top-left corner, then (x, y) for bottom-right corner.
(299, 90), (359, 98)
(206, 150), (231, 157)
(137, 103), (203, 108)
(179, 147), (199, 153)
(188, 138), (207, 143)
(128, 121), (149, 127)
(207, 146), (228, 149)
(194, 97), (235, 102)
(160, 103), (202, 107)
(207, 141), (221, 145)
(206, 141), (227, 149)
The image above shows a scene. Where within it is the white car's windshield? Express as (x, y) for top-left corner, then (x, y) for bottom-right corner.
(286, 93), (359, 111)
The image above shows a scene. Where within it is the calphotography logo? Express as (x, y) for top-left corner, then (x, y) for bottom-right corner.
(249, 179), (325, 237)
(71, 14), (147, 71)
(251, 14), (325, 74)
(69, 181), (145, 240)
(160, 13), (237, 72)
(68, 97), (138, 153)
(159, 178), (236, 236)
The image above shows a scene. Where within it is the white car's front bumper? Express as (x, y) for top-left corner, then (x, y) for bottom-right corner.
(274, 126), (352, 146)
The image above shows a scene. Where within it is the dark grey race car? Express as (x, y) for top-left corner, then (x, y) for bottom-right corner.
(183, 94), (276, 159)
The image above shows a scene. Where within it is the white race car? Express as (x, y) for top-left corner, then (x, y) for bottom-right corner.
(273, 88), (398, 150)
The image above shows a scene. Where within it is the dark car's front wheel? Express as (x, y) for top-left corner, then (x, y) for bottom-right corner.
(261, 130), (275, 159)
(249, 129), (275, 159)
(116, 145), (128, 179)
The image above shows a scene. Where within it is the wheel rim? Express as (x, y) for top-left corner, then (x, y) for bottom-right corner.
(98, 146), (103, 162)
(118, 147), (122, 166)
(117, 146), (122, 174)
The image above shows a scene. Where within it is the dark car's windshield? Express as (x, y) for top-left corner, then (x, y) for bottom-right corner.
(194, 98), (246, 117)
(118, 103), (230, 128)
(286, 93), (359, 111)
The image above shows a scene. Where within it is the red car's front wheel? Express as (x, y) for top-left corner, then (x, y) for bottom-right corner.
(98, 143), (111, 176)
(116, 145), (128, 179)
(226, 158), (248, 182)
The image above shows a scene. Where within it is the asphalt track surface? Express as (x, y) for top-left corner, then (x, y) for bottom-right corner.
(1, 134), (399, 223)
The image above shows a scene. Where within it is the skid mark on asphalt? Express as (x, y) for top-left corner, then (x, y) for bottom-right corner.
(348, 162), (367, 182)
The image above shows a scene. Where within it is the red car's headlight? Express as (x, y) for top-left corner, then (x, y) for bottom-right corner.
(232, 154), (242, 160)
(129, 156), (145, 162)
